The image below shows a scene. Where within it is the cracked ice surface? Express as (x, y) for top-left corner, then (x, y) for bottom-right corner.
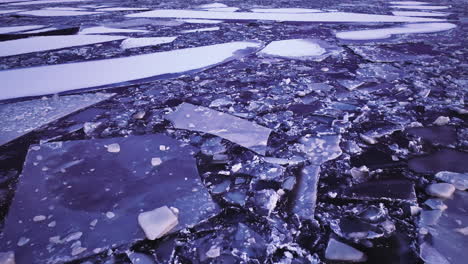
(0, 41), (262, 100)
(166, 102), (272, 155)
(0, 134), (218, 264)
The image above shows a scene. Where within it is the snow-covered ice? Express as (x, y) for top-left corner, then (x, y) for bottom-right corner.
(18, 10), (102, 16)
(120, 36), (177, 49)
(96, 7), (150, 12)
(0, 25), (44, 34)
(79, 26), (148, 34)
(181, 26), (220, 33)
(250, 8), (322, 13)
(9, 0), (87, 6)
(258, 39), (326, 59)
(0, 35), (126, 57)
(392, 11), (449, 16)
(391, 5), (450, 10)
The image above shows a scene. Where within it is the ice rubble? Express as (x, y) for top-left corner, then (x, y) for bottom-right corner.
(336, 23), (456, 40)
(126, 9), (445, 23)
(0, 25), (44, 34)
(120, 37), (177, 49)
(392, 11), (449, 17)
(18, 10), (102, 16)
(259, 39), (326, 59)
(0, 40), (262, 100)
(0, 134), (218, 264)
(0, 93), (114, 146)
(166, 102), (272, 155)
(79, 26), (148, 34)
(0, 35), (126, 57)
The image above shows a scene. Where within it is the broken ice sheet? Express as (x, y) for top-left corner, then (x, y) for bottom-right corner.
(0, 93), (113, 146)
(408, 149), (468, 174)
(8, 0), (88, 6)
(336, 23), (456, 40)
(421, 191), (468, 264)
(0, 25), (44, 34)
(392, 11), (449, 17)
(166, 103), (272, 155)
(250, 8), (322, 13)
(391, 5), (450, 10)
(0, 40), (262, 100)
(406, 126), (457, 146)
(0, 134), (218, 264)
(18, 10), (102, 16)
(79, 26), (149, 34)
(0, 35), (126, 57)
(342, 180), (417, 202)
(120, 37), (177, 49)
(258, 39), (335, 61)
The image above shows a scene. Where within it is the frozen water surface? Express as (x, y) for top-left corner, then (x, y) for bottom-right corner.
(9, 0), (88, 6)
(120, 36), (177, 49)
(96, 7), (151, 12)
(250, 8), (322, 13)
(0, 134), (218, 264)
(0, 93), (113, 146)
(336, 23), (456, 40)
(259, 39), (326, 60)
(166, 102), (272, 155)
(392, 11), (449, 16)
(0, 41), (262, 100)
(127, 9), (444, 23)
(18, 9), (102, 16)
(0, 35), (127, 57)
(79, 26), (149, 34)
(0, 25), (44, 34)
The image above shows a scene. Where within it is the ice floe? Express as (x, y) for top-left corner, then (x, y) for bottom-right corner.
(9, 0), (87, 5)
(0, 93), (113, 146)
(325, 238), (366, 262)
(96, 7), (150, 12)
(0, 25), (44, 34)
(0, 134), (219, 264)
(258, 39), (326, 60)
(166, 102), (272, 155)
(336, 23), (456, 40)
(435, 171), (468, 191)
(0, 35), (126, 57)
(22, 27), (57, 33)
(126, 9), (444, 23)
(120, 36), (177, 49)
(391, 5), (450, 10)
(79, 26), (148, 34)
(392, 11), (449, 16)
(250, 8), (322, 13)
(18, 9), (102, 16)
(0, 41), (262, 100)
(181, 26), (220, 33)
(389, 1), (430, 4)
(0, 9), (23, 14)
(180, 18), (223, 24)
(138, 206), (179, 240)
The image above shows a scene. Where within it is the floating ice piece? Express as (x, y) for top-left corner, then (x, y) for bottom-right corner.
(0, 134), (218, 264)
(181, 26), (219, 33)
(409, 149), (468, 174)
(201, 7), (239, 12)
(421, 191), (467, 264)
(426, 183), (455, 199)
(9, 0), (87, 5)
(0, 25), (44, 34)
(296, 135), (342, 164)
(80, 26), (148, 34)
(0, 0), (30, 3)
(22, 27), (57, 33)
(120, 36), (177, 49)
(138, 206), (178, 240)
(250, 8), (322, 13)
(342, 180), (417, 202)
(44, 7), (86, 11)
(197, 3), (228, 9)
(167, 103), (271, 155)
(18, 10), (102, 16)
(0, 40), (262, 100)
(325, 238), (366, 262)
(0, 35), (126, 57)
(390, 1), (429, 4)
(180, 19), (223, 24)
(259, 39), (326, 60)
(126, 9), (444, 23)
(392, 11), (449, 16)
(0, 9), (23, 15)
(0, 93), (113, 146)
(96, 7), (150, 12)
(391, 5), (450, 10)
(336, 23), (456, 40)
(435, 171), (468, 191)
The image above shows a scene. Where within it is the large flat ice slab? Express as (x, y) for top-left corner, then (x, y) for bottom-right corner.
(9, 0), (87, 6)
(392, 11), (449, 16)
(166, 103), (272, 155)
(0, 40), (262, 100)
(0, 35), (126, 57)
(79, 26), (149, 34)
(0, 134), (219, 264)
(336, 23), (456, 40)
(120, 36), (177, 49)
(391, 5), (450, 10)
(18, 9), (102, 16)
(0, 93), (114, 146)
(0, 25), (44, 34)
(126, 9), (444, 23)
(258, 39), (327, 60)
(250, 8), (322, 13)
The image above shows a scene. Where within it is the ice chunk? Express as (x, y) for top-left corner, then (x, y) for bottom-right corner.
(433, 116), (450, 126)
(420, 242), (450, 264)
(127, 9), (444, 23)
(0, 252), (15, 264)
(391, 5), (450, 10)
(120, 37), (177, 49)
(0, 134), (219, 264)
(426, 183), (455, 199)
(435, 171), (468, 191)
(138, 206), (178, 240)
(79, 26), (149, 34)
(0, 41), (262, 100)
(0, 35), (126, 57)
(250, 8), (322, 13)
(181, 26), (220, 33)
(166, 103), (272, 155)
(0, 93), (113, 146)
(96, 7), (150, 12)
(392, 11), (449, 16)
(336, 23), (456, 40)
(296, 135), (342, 164)
(325, 238), (366, 262)
(9, 0), (87, 5)
(390, 1), (430, 4)
(408, 149), (468, 174)
(0, 10), (23, 15)
(197, 3), (229, 9)
(0, 25), (44, 34)
(290, 165), (320, 220)
(342, 180), (417, 202)
(259, 39), (326, 60)
(18, 10), (102, 16)
(180, 19), (223, 24)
